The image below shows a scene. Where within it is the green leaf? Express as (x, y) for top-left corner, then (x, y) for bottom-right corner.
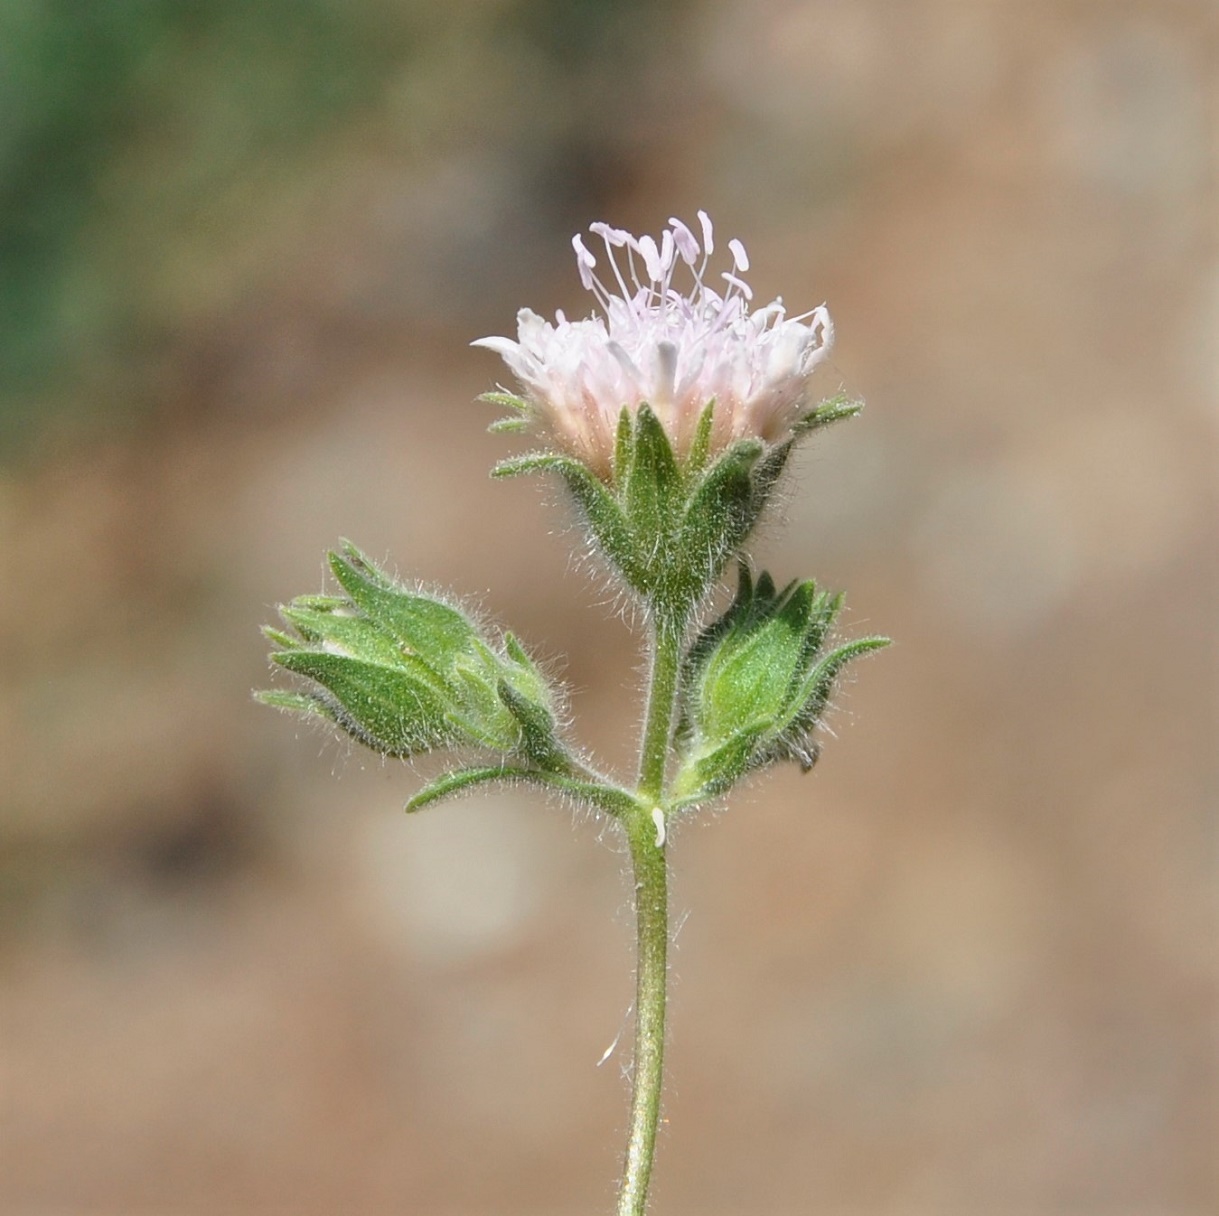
(553, 459), (639, 585)
(447, 663), (514, 747)
(678, 438), (765, 585)
(487, 416), (530, 434)
(503, 632), (532, 669)
(406, 765), (519, 811)
(793, 393), (863, 435)
(262, 625), (302, 650)
(750, 438), (794, 508)
(497, 678), (571, 773)
(272, 650), (453, 756)
(329, 549), (484, 671)
(292, 594), (349, 612)
(698, 582), (811, 740)
(672, 722), (770, 803)
(784, 635), (891, 731)
(254, 689), (331, 719)
(492, 451), (573, 478)
(406, 765), (639, 817)
(613, 407), (633, 487)
(478, 390), (531, 414)
(489, 446), (637, 577)
(686, 400), (716, 477)
(279, 602), (406, 667)
(797, 590), (843, 670)
(624, 404), (682, 537)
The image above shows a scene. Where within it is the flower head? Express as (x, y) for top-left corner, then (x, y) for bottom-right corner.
(474, 212), (834, 479)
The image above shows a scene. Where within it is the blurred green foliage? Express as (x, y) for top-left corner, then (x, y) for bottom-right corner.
(0, 0), (683, 458)
(0, 0), (410, 450)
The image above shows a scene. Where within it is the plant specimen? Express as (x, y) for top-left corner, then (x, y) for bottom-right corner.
(260, 212), (886, 1214)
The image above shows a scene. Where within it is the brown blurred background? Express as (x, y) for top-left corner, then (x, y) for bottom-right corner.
(2, 1), (1216, 1213)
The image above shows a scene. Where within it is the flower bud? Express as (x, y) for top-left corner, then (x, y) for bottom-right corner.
(260, 543), (571, 771)
(672, 565), (889, 803)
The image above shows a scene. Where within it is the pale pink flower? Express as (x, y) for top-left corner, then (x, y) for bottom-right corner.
(473, 212), (834, 479)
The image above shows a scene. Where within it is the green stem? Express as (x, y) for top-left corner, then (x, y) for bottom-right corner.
(637, 614), (683, 801)
(618, 611), (684, 1216)
(618, 801), (669, 1216)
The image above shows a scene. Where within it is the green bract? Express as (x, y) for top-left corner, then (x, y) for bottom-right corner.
(491, 395), (860, 622)
(260, 543), (570, 773)
(671, 565), (889, 805)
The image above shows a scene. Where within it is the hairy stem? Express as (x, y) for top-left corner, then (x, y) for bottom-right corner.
(618, 612), (683, 1216)
(618, 799), (669, 1216)
(637, 614), (683, 802)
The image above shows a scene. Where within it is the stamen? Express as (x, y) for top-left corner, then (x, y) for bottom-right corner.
(728, 238), (750, 273)
(624, 241), (644, 293)
(658, 230), (676, 297)
(697, 210), (714, 256)
(637, 234), (663, 283)
(721, 271), (754, 301)
(594, 225), (634, 305)
(572, 234), (597, 292)
(589, 221), (629, 247)
(668, 217), (699, 264)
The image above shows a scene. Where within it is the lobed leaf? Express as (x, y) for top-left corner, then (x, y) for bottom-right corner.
(272, 650), (454, 756)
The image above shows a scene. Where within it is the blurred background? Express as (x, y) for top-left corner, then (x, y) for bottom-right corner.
(1, 1), (1215, 1213)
